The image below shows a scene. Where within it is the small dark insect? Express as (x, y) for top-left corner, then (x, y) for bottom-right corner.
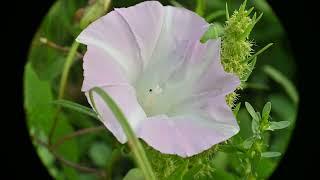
(149, 89), (153, 92)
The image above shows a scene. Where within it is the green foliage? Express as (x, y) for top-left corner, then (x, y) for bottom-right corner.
(264, 65), (299, 105)
(266, 121), (290, 131)
(53, 99), (99, 120)
(80, 0), (111, 29)
(24, 63), (80, 179)
(29, 0), (86, 81)
(89, 142), (112, 167)
(123, 168), (145, 180)
(24, 63), (55, 134)
(230, 101), (290, 179)
(195, 0), (205, 17)
(89, 87), (156, 180)
(261, 152), (281, 158)
(245, 102), (259, 121)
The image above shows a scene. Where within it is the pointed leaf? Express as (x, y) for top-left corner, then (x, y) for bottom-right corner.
(242, 136), (255, 149)
(262, 102), (271, 122)
(53, 100), (99, 120)
(195, 0), (205, 17)
(266, 121), (290, 131)
(245, 43), (273, 63)
(261, 152), (281, 158)
(252, 118), (259, 134)
(225, 2), (229, 19)
(264, 65), (299, 105)
(245, 102), (259, 121)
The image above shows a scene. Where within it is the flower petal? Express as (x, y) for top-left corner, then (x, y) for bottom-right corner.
(167, 38), (240, 99)
(86, 85), (146, 143)
(192, 39), (240, 96)
(148, 5), (208, 64)
(76, 10), (143, 83)
(137, 95), (239, 157)
(134, 6), (210, 105)
(81, 46), (129, 91)
(114, 1), (164, 68)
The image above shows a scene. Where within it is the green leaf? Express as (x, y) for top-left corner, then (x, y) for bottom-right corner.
(80, 0), (111, 29)
(262, 102), (271, 122)
(266, 121), (290, 131)
(264, 65), (299, 105)
(89, 87), (155, 180)
(53, 114), (80, 180)
(225, 2), (229, 20)
(89, 142), (112, 167)
(233, 102), (241, 117)
(123, 168), (145, 180)
(24, 63), (54, 134)
(256, 158), (277, 178)
(211, 169), (236, 180)
(261, 152), (281, 158)
(269, 94), (296, 123)
(251, 118), (259, 134)
(245, 43), (273, 62)
(167, 161), (189, 180)
(245, 102), (259, 121)
(195, 0), (205, 17)
(24, 63), (79, 179)
(29, 0), (86, 80)
(242, 136), (255, 149)
(239, 0), (248, 12)
(200, 23), (224, 43)
(219, 144), (245, 153)
(242, 57), (257, 82)
(53, 100), (99, 120)
(183, 165), (203, 180)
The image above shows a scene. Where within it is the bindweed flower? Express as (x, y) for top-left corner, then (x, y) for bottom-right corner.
(76, 1), (240, 157)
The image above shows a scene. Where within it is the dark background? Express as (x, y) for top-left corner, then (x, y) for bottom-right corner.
(2, 0), (317, 179)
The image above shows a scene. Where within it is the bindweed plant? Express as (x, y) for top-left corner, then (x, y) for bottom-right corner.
(24, 0), (298, 179)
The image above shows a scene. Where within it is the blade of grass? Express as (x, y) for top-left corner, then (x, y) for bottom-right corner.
(52, 100), (99, 120)
(263, 65), (299, 105)
(196, 0), (205, 17)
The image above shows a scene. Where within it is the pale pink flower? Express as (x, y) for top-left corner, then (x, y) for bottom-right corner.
(76, 1), (240, 157)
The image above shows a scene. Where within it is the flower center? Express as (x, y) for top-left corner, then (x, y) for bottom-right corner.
(138, 84), (166, 116)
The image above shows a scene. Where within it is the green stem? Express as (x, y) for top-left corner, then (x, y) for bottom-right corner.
(89, 87), (156, 180)
(58, 41), (80, 99)
(49, 41), (80, 144)
(196, 0), (205, 17)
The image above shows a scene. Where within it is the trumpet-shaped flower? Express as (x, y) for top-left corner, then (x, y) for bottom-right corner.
(76, 1), (240, 157)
